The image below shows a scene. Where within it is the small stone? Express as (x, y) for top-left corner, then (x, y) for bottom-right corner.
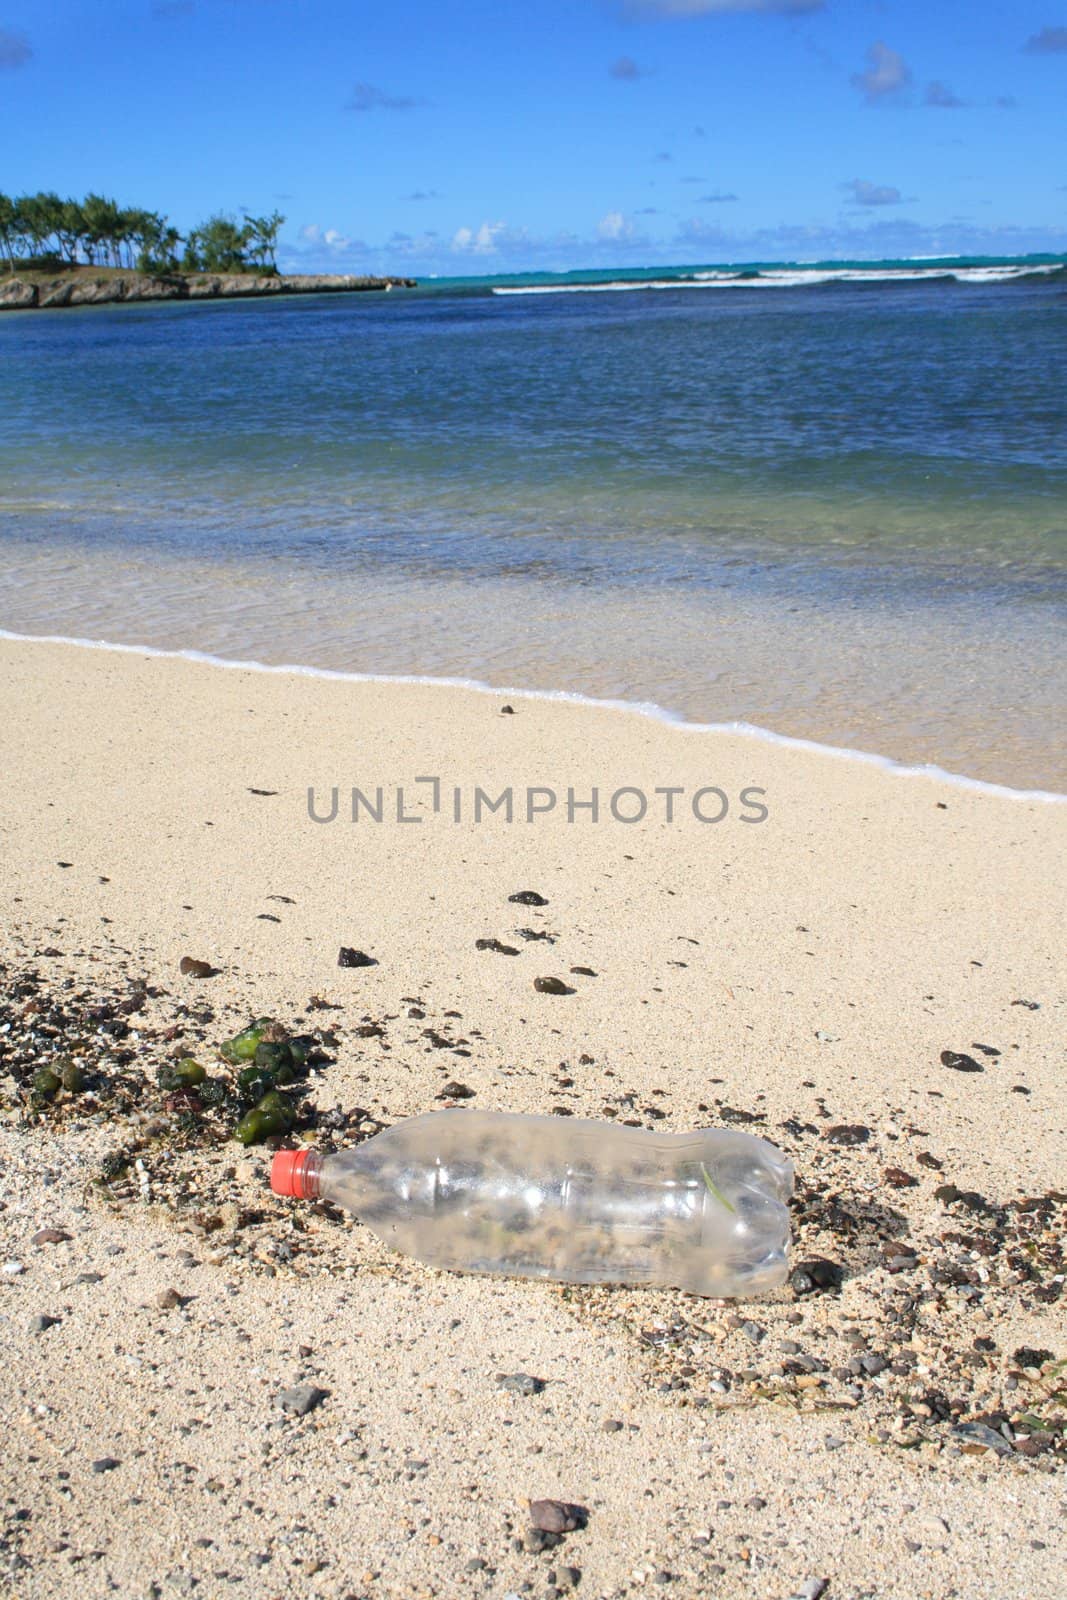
(790, 1258), (842, 1296)
(569, 967), (597, 978)
(601, 1419), (624, 1433)
(338, 948), (376, 968)
(179, 956), (217, 978)
(277, 1384), (328, 1416)
(740, 1321), (764, 1344)
(31, 1228), (72, 1246)
(475, 939), (520, 955)
(497, 1373), (545, 1396)
(528, 1499), (586, 1534)
(824, 1124), (870, 1145)
(92, 1457), (121, 1473)
(438, 1080), (476, 1099)
(534, 977), (575, 996)
(789, 1583), (828, 1600)
(465, 1557), (488, 1572)
(500, 705), (515, 715)
(1012, 1346), (1052, 1370)
(155, 1288), (183, 1310)
(3, 1261), (26, 1276)
(940, 1050), (983, 1073)
(30, 1314), (60, 1334)
(883, 1168), (918, 1189)
(916, 1151), (943, 1170)
(509, 891), (549, 906)
(745, 1496), (767, 1510)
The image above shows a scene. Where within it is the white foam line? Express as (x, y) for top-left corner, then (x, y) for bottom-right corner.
(1, 626), (1063, 804)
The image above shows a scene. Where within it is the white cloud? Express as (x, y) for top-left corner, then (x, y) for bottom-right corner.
(451, 221), (517, 255)
(844, 179), (905, 207)
(851, 41), (912, 104)
(925, 80), (967, 109)
(597, 211), (644, 241)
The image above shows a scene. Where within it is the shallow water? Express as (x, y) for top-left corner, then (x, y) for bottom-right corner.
(2, 265), (1065, 789)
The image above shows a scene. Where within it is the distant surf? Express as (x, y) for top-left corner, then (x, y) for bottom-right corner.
(491, 257), (1066, 295)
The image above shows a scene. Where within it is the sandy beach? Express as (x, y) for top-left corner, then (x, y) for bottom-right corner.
(0, 634), (1064, 1600)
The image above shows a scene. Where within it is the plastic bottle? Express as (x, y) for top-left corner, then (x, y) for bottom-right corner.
(271, 1109), (793, 1298)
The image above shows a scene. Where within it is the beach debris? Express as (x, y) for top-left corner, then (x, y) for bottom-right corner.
(247, 787), (278, 796)
(528, 1500), (587, 1535)
(883, 1167), (919, 1188)
(534, 977), (575, 995)
(437, 1080), (475, 1099)
(515, 927), (555, 942)
(823, 1124), (870, 1145)
(338, 947), (377, 968)
(1010, 998), (1040, 1009)
(59, 1058), (85, 1093)
(1012, 1346), (1053, 1370)
(277, 1384), (328, 1416)
(179, 956), (218, 979)
(509, 890), (548, 906)
(496, 1372), (545, 1396)
(475, 938), (520, 955)
(236, 1089), (296, 1145)
(789, 1258), (843, 1296)
(32, 1066), (62, 1098)
(31, 1228), (71, 1246)
(940, 1049), (983, 1073)
(158, 1058), (206, 1090)
(953, 1421), (1012, 1456)
(570, 966), (597, 977)
(267, 894), (296, 904)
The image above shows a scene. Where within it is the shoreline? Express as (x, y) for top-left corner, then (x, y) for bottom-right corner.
(0, 269), (417, 311)
(2, 626), (1064, 804)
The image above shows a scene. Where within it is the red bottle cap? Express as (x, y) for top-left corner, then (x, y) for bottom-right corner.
(270, 1147), (316, 1199)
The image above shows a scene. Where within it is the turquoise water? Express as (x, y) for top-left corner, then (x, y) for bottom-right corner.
(1, 256), (1065, 787)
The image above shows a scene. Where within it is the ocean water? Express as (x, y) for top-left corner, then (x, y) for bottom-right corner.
(1, 256), (1065, 789)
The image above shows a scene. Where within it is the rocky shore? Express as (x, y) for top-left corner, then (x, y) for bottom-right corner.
(0, 270), (417, 311)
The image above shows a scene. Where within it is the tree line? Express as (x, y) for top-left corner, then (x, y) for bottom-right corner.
(0, 191), (285, 276)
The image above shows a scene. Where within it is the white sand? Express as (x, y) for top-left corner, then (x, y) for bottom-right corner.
(0, 636), (1063, 1599)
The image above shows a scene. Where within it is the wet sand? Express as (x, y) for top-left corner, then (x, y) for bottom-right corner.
(0, 635), (1063, 1599)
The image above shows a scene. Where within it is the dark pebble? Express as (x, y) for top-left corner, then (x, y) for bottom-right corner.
(475, 938), (520, 955)
(338, 948), (376, 968)
(31, 1228), (72, 1246)
(92, 1458), (121, 1473)
(534, 978), (575, 996)
(277, 1384), (329, 1416)
(179, 956), (218, 979)
(1012, 1346), (1053, 1369)
(509, 891), (549, 906)
(528, 1499), (586, 1534)
(916, 1151), (943, 1170)
(29, 1314), (60, 1334)
(569, 967), (597, 978)
(790, 1258), (842, 1296)
(438, 1081), (475, 1099)
(883, 1168), (918, 1189)
(940, 1049), (983, 1073)
(500, 705), (515, 715)
(824, 1124), (870, 1145)
(601, 1419), (624, 1433)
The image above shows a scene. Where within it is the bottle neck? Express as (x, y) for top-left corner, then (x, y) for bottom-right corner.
(291, 1148), (323, 1199)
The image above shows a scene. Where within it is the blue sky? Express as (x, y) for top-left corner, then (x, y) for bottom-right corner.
(2, 1), (1065, 274)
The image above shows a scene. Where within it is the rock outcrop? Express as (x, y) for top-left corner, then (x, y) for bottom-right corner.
(0, 272), (417, 311)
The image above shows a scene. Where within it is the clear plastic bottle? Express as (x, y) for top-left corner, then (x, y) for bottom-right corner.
(271, 1109), (793, 1298)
